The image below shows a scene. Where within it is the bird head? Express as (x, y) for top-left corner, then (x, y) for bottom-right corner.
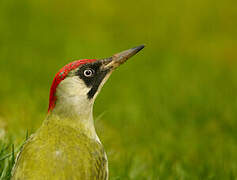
(48, 45), (145, 118)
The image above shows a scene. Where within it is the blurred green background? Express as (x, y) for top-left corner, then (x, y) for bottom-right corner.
(0, 0), (237, 179)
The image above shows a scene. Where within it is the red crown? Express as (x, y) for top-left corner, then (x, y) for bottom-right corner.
(48, 59), (97, 112)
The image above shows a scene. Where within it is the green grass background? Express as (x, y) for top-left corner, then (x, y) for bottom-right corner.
(0, 0), (237, 179)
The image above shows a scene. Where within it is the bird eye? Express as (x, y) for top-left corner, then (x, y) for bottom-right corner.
(83, 69), (94, 77)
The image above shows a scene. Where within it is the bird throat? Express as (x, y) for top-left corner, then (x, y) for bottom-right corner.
(45, 111), (100, 142)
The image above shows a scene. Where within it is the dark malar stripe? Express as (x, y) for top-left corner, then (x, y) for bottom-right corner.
(87, 70), (109, 99)
(76, 61), (110, 99)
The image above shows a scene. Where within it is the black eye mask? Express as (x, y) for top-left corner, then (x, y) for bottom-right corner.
(76, 61), (110, 99)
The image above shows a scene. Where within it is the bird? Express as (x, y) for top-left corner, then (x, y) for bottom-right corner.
(11, 45), (145, 180)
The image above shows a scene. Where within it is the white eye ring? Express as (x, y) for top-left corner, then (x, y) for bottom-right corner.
(84, 69), (94, 77)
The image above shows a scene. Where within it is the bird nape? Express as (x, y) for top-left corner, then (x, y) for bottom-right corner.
(11, 45), (145, 180)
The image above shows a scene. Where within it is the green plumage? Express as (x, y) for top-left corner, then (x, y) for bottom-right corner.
(11, 117), (107, 180)
(10, 45), (144, 179)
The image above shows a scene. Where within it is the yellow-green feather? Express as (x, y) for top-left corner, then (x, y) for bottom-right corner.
(11, 117), (107, 180)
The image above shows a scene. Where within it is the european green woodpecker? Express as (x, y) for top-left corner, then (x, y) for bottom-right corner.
(11, 45), (145, 180)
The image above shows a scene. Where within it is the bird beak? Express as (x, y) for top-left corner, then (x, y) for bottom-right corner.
(101, 45), (145, 71)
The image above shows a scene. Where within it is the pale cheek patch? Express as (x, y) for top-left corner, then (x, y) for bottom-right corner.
(53, 77), (92, 116)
